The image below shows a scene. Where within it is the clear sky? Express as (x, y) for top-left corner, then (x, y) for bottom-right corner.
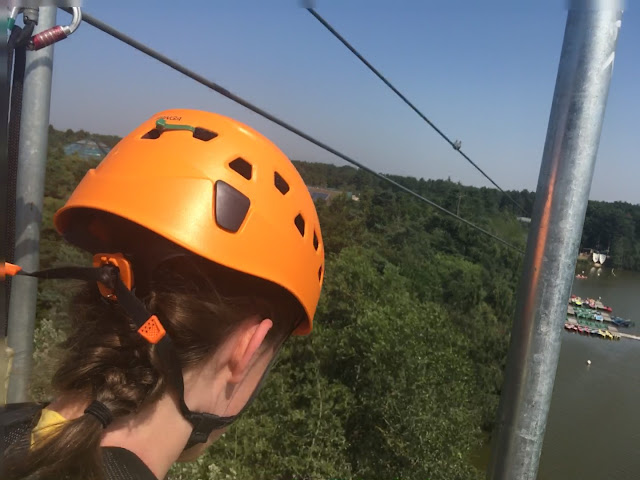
(47, 1), (639, 203)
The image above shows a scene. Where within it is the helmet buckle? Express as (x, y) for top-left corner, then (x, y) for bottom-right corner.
(92, 253), (134, 301)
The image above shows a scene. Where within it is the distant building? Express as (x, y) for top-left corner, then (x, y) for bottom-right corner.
(307, 186), (359, 203)
(64, 139), (111, 159)
(578, 248), (593, 260)
(309, 188), (332, 202)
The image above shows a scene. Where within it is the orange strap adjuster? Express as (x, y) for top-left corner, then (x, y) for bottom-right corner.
(3, 262), (23, 277)
(138, 315), (166, 344)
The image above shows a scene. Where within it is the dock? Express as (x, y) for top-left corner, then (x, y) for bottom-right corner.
(565, 317), (619, 339)
(567, 305), (613, 324)
(594, 300), (608, 311)
(610, 328), (640, 342)
(566, 297), (640, 341)
(606, 325), (640, 342)
(565, 318), (640, 342)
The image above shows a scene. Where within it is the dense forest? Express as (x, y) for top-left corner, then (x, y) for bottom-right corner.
(581, 200), (640, 270)
(29, 126), (638, 479)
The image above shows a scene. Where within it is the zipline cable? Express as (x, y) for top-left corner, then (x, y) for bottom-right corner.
(306, 7), (528, 216)
(61, 9), (524, 254)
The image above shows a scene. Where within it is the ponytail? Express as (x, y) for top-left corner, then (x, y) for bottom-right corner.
(2, 280), (166, 480)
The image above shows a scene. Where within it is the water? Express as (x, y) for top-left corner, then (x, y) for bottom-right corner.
(538, 268), (640, 480)
(475, 268), (640, 479)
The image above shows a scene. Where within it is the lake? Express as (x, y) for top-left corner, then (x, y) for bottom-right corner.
(538, 268), (640, 479)
(475, 267), (640, 479)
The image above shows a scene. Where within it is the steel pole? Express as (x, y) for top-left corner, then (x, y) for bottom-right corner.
(1, 4), (12, 406)
(487, 2), (623, 479)
(6, 7), (57, 403)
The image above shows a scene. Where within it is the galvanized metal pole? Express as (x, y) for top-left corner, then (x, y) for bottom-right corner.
(1, 6), (12, 406)
(487, 2), (623, 479)
(6, 7), (57, 403)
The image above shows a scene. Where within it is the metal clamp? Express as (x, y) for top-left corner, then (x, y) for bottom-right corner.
(27, 7), (82, 51)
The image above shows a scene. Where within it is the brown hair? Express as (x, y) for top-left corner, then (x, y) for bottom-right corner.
(2, 256), (303, 480)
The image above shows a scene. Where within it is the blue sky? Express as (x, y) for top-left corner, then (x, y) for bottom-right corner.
(46, 1), (639, 203)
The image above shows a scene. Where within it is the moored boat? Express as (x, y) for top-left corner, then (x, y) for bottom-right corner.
(611, 316), (634, 328)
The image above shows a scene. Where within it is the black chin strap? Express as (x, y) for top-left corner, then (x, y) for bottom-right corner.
(13, 264), (249, 450)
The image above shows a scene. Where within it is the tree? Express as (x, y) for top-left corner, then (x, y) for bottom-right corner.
(316, 248), (484, 480)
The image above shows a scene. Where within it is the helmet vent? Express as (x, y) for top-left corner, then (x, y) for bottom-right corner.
(294, 214), (305, 237)
(274, 172), (290, 195)
(229, 158), (252, 180)
(141, 129), (162, 139)
(192, 127), (218, 141)
(214, 180), (251, 232)
(313, 231), (319, 250)
(318, 265), (323, 282)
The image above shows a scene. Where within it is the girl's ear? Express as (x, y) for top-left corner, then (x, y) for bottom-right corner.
(229, 318), (273, 384)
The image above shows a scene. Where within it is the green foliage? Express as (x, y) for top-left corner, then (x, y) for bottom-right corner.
(30, 318), (66, 402)
(581, 200), (640, 270)
(169, 457), (238, 480)
(37, 135), (94, 331)
(200, 335), (354, 480)
(317, 248), (482, 480)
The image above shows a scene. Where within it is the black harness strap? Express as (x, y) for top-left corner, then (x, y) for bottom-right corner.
(3, 20), (36, 336)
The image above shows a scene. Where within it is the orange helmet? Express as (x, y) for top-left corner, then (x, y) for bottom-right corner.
(54, 109), (324, 335)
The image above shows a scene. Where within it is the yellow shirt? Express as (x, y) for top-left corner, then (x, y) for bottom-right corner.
(31, 407), (67, 447)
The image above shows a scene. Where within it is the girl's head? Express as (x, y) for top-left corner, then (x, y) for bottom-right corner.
(3, 109), (324, 479)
